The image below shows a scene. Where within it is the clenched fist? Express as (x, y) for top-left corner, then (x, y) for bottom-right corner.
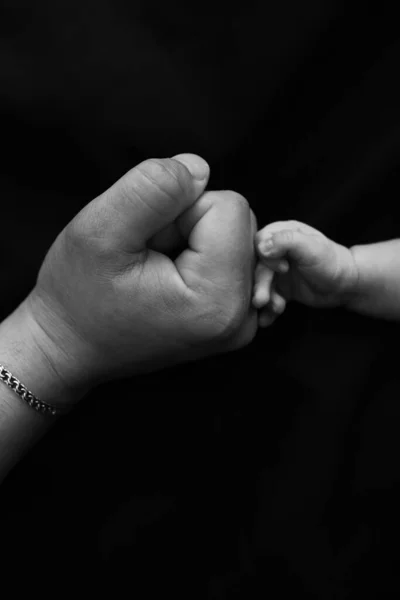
(25, 154), (258, 402)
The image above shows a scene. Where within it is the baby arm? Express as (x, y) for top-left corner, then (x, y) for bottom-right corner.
(348, 239), (400, 320)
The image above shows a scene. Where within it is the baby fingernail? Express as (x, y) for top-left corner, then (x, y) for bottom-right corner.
(278, 261), (289, 273)
(259, 239), (273, 254)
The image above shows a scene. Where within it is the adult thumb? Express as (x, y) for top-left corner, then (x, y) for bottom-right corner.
(90, 153), (209, 252)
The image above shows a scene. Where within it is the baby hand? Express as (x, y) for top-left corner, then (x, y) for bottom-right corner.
(252, 259), (288, 328)
(252, 220), (358, 325)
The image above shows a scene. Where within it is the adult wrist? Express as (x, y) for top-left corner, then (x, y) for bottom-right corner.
(0, 296), (91, 412)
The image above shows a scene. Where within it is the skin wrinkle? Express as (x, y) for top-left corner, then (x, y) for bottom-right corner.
(131, 160), (189, 218)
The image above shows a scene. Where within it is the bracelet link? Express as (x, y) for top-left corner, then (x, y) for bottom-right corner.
(0, 364), (61, 417)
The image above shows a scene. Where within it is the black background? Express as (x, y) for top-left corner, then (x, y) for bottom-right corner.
(1, 2), (400, 597)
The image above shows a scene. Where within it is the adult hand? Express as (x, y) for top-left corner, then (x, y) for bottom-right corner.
(26, 154), (258, 401)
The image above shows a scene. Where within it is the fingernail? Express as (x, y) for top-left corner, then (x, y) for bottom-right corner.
(259, 239), (273, 255)
(172, 153), (210, 181)
(278, 261), (289, 273)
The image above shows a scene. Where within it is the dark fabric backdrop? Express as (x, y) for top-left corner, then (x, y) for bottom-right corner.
(1, 2), (400, 598)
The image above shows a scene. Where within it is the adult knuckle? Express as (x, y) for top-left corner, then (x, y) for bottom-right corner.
(64, 212), (92, 248)
(62, 213), (108, 264)
(221, 190), (250, 210)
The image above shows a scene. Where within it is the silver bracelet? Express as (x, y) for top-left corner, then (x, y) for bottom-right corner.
(0, 363), (61, 417)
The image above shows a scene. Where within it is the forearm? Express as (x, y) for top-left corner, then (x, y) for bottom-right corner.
(346, 239), (400, 320)
(0, 298), (80, 483)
